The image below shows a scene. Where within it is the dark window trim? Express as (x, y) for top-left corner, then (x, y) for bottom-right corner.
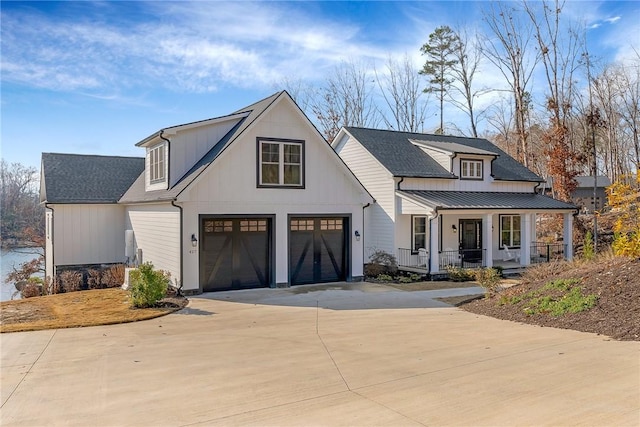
(256, 137), (306, 189)
(460, 158), (483, 181)
(499, 214), (521, 249)
(411, 215), (427, 254)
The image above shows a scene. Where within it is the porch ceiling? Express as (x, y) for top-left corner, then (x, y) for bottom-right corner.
(397, 190), (577, 211)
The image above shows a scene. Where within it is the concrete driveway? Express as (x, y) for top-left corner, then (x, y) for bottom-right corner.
(1, 282), (639, 426)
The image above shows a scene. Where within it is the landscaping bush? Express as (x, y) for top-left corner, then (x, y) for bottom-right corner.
(474, 268), (502, 298)
(128, 263), (170, 308)
(102, 264), (125, 288)
(20, 277), (44, 298)
(445, 265), (475, 282)
(87, 269), (102, 290)
(365, 250), (398, 277)
(58, 270), (83, 293)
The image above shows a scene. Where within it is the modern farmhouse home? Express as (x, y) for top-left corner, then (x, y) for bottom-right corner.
(332, 127), (577, 275)
(41, 91), (373, 293)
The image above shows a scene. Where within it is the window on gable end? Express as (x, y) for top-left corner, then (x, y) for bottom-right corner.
(257, 138), (304, 188)
(149, 143), (166, 184)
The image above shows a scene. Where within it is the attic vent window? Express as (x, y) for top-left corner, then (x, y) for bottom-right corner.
(257, 138), (304, 188)
(461, 159), (482, 180)
(149, 144), (166, 183)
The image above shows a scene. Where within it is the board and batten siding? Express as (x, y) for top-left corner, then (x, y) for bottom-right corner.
(125, 204), (180, 282)
(401, 176), (536, 193)
(168, 118), (242, 188)
(334, 134), (396, 258)
(52, 204), (126, 268)
(178, 97), (369, 290)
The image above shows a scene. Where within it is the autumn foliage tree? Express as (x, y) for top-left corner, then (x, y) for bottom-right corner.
(607, 177), (640, 257)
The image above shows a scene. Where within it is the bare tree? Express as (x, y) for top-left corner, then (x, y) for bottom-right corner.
(0, 160), (44, 245)
(376, 54), (430, 132)
(482, 2), (540, 167)
(312, 61), (380, 142)
(448, 27), (487, 137)
(523, 0), (585, 200)
(273, 77), (315, 114)
(615, 56), (640, 174)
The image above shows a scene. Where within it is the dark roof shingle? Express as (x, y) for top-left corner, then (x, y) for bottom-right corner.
(344, 127), (542, 182)
(41, 153), (144, 203)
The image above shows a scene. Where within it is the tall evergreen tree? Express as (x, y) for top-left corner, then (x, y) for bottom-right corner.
(419, 26), (460, 134)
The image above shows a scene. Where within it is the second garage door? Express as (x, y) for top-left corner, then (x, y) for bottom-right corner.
(289, 217), (347, 285)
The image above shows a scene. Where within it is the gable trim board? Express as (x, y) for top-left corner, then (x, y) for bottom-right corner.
(42, 91), (373, 292)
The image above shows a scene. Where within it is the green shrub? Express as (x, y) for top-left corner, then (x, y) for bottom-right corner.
(583, 231), (595, 261)
(375, 273), (394, 282)
(397, 275), (413, 283)
(445, 266), (475, 282)
(128, 263), (170, 308)
(474, 268), (502, 298)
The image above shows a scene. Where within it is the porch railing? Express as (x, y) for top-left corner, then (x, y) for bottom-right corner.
(439, 249), (486, 271)
(397, 248), (429, 270)
(530, 242), (566, 264)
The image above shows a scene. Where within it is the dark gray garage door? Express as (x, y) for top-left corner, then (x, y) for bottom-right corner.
(289, 217), (347, 285)
(200, 218), (272, 292)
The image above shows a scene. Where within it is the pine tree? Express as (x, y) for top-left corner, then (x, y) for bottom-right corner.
(419, 26), (460, 134)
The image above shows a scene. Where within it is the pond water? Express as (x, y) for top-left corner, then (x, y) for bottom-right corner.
(1, 249), (40, 301)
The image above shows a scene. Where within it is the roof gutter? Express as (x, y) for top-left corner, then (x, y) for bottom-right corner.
(170, 199), (184, 295)
(44, 203), (54, 283)
(160, 130), (171, 187)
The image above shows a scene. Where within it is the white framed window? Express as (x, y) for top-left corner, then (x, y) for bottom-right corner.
(149, 143), (165, 183)
(500, 215), (521, 248)
(460, 159), (483, 180)
(258, 138), (304, 187)
(412, 216), (427, 252)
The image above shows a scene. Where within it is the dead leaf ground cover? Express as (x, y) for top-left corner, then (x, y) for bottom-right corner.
(0, 288), (187, 333)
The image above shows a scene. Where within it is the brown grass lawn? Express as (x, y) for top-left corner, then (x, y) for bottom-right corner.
(0, 288), (186, 333)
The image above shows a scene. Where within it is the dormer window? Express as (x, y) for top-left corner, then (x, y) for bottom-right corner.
(149, 143), (166, 183)
(257, 138), (304, 188)
(461, 159), (482, 180)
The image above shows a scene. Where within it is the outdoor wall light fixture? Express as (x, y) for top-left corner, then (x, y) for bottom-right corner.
(452, 224), (457, 233)
(191, 234), (198, 247)
(354, 230), (361, 241)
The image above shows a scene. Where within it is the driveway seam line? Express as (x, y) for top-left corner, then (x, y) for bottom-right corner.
(0, 329), (57, 409)
(352, 389), (428, 427)
(316, 300), (352, 391)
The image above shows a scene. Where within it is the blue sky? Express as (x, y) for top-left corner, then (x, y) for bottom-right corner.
(1, 1), (638, 170)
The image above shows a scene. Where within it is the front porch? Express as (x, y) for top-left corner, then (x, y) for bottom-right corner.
(397, 242), (568, 276)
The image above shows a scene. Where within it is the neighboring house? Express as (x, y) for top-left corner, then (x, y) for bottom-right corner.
(542, 176), (611, 213)
(41, 91), (373, 293)
(332, 127), (577, 274)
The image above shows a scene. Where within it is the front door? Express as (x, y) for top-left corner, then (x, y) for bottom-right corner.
(459, 219), (483, 266)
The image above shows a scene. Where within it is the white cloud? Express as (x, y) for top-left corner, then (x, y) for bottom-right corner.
(604, 16), (621, 24)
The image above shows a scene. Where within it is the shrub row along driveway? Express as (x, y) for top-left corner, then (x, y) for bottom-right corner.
(2, 283), (639, 426)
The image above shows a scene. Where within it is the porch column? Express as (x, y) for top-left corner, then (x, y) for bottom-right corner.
(483, 213), (493, 268)
(520, 214), (532, 266)
(429, 215), (440, 272)
(563, 213), (574, 260)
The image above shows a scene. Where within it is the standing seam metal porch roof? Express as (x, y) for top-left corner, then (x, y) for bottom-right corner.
(398, 190), (577, 210)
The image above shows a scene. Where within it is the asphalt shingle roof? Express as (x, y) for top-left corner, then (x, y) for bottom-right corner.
(119, 92), (282, 203)
(398, 190), (577, 210)
(41, 153), (144, 203)
(344, 127), (543, 182)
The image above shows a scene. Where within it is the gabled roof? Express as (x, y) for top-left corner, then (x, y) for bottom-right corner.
(120, 91), (293, 203)
(410, 139), (498, 156)
(41, 153), (144, 204)
(398, 190), (577, 211)
(342, 127), (543, 182)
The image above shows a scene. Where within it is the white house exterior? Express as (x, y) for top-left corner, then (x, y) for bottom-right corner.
(42, 92), (373, 293)
(332, 127), (577, 274)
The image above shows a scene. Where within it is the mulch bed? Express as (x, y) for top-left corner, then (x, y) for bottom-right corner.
(462, 257), (640, 341)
